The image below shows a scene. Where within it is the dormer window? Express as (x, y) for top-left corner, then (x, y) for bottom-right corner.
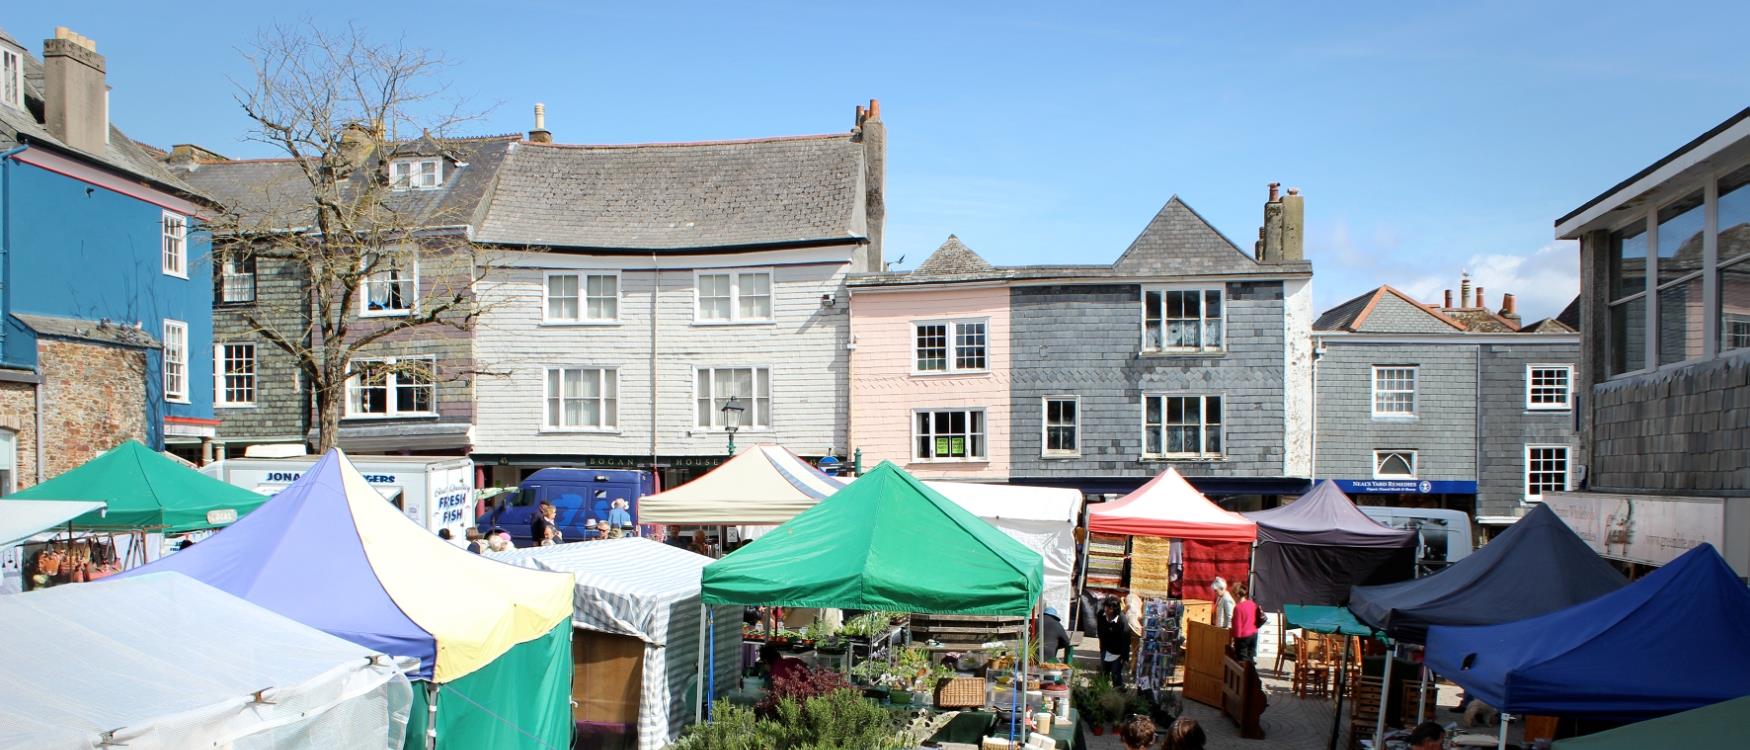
(391, 158), (442, 190)
(1, 45), (22, 111)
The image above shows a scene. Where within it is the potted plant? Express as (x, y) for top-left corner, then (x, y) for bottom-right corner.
(1074, 676), (1112, 735)
(1100, 688), (1131, 734)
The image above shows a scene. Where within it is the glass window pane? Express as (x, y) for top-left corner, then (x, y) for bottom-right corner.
(1723, 258), (1750, 353)
(1146, 396), (1162, 426)
(696, 370), (712, 426)
(1609, 225), (1648, 302)
(1721, 165), (1750, 265)
(1204, 396), (1221, 425)
(1656, 275), (1704, 365)
(1609, 297), (1647, 374)
(1656, 192), (1705, 287)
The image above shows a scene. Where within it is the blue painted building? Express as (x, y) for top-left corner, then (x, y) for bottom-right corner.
(0, 26), (216, 484)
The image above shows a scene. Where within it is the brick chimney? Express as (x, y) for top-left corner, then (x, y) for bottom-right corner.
(1500, 293), (1521, 325)
(854, 99), (886, 273)
(42, 27), (107, 155)
(528, 102), (552, 144)
(1475, 286), (1486, 310)
(1444, 289), (1454, 309)
(1256, 183), (1304, 263)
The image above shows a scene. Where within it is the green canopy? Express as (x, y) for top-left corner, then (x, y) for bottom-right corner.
(699, 461), (1044, 616)
(1284, 604), (1389, 642)
(4, 441), (267, 533)
(1553, 695), (1750, 749)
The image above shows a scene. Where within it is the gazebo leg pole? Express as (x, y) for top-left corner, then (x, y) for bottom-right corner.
(425, 683), (439, 748)
(1374, 644), (1394, 749)
(1417, 663), (1429, 724)
(707, 610), (717, 722)
(1328, 641), (1347, 750)
(1072, 541), (1091, 633)
(696, 603), (708, 724)
(1498, 713), (1512, 750)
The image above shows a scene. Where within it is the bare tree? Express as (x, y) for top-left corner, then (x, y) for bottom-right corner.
(207, 24), (510, 451)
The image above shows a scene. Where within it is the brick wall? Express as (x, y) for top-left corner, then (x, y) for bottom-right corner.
(0, 381), (39, 488)
(38, 338), (147, 479)
(1590, 354), (1750, 494)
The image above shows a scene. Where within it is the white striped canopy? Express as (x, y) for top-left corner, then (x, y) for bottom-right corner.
(637, 445), (843, 525)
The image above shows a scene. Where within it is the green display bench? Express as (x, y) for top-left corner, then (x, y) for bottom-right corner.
(927, 709), (1085, 750)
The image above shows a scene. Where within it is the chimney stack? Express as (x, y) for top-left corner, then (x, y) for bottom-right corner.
(528, 102), (552, 144)
(1500, 293), (1521, 325)
(166, 144), (229, 167)
(42, 27), (107, 155)
(338, 121), (382, 170)
(1444, 289), (1454, 308)
(854, 98), (886, 274)
(1257, 183), (1303, 263)
(1460, 274), (1472, 308)
(1475, 286), (1486, 309)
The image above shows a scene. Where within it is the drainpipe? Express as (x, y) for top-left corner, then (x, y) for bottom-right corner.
(34, 380), (44, 484)
(649, 254), (659, 485)
(1474, 344), (1484, 526)
(844, 286), (855, 475)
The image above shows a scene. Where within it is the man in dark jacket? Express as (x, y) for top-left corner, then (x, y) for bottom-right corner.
(1040, 607), (1073, 664)
(1096, 596), (1132, 687)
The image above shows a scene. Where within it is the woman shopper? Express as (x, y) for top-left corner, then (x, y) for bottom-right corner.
(1119, 715), (1156, 750)
(1097, 596), (1133, 687)
(1230, 582), (1261, 662)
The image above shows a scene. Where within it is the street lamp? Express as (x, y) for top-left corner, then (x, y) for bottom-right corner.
(720, 396), (744, 455)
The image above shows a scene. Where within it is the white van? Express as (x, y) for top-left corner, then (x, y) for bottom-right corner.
(1358, 506), (1474, 576)
(209, 455), (476, 537)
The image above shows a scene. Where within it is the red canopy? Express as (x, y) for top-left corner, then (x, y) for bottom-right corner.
(1087, 468), (1257, 543)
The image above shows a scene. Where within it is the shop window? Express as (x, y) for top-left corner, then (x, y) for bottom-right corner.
(914, 409), (986, 462)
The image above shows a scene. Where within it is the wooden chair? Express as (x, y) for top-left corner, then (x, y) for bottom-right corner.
(1292, 634), (1331, 699)
(1275, 624), (1293, 676)
(1402, 680), (1437, 724)
(1348, 675), (1384, 750)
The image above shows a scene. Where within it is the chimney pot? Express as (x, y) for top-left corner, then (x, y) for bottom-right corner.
(1460, 274), (1472, 308)
(1502, 293), (1517, 315)
(527, 102), (552, 144)
(1268, 182), (1281, 202)
(1444, 290), (1453, 308)
(1287, 186), (1300, 195)
(868, 98), (880, 120)
(1475, 286), (1486, 309)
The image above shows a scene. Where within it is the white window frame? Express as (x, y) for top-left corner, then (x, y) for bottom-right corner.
(911, 318), (990, 375)
(344, 356), (437, 419)
(692, 268), (774, 324)
(1525, 364), (1574, 411)
(1371, 365), (1419, 418)
(1372, 450), (1418, 479)
(912, 407), (989, 463)
(161, 212), (188, 278)
(1142, 393), (1225, 459)
(219, 254), (256, 304)
(692, 366), (773, 431)
(214, 343), (257, 407)
(1141, 284), (1227, 354)
(1042, 395), (1080, 458)
(542, 367), (619, 432)
(542, 270), (620, 324)
(359, 252), (417, 317)
(1524, 444), (1571, 502)
(162, 320), (189, 403)
(1, 46), (22, 111)
(390, 158), (443, 190)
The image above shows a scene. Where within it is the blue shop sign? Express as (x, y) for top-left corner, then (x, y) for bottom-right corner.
(1333, 479), (1478, 495)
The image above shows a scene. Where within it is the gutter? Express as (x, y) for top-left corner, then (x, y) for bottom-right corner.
(0, 146), (44, 485)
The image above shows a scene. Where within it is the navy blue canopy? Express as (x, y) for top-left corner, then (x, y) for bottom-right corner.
(1426, 544), (1750, 720)
(1348, 504), (1625, 643)
(1244, 481), (1415, 610)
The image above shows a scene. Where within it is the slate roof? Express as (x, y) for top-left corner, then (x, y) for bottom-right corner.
(11, 312), (160, 348)
(1314, 286), (1467, 333)
(1316, 285), (1580, 335)
(913, 235), (993, 276)
(172, 136), (518, 232)
(850, 195), (1308, 287)
(473, 134), (866, 251)
(0, 29), (206, 202)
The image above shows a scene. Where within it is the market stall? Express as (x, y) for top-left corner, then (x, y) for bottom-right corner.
(926, 480), (1083, 620)
(1086, 467), (1257, 600)
(637, 444), (843, 526)
(1551, 694), (1750, 749)
(700, 461), (1047, 746)
(1348, 504), (1626, 644)
(0, 499), (105, 550)
(1426, 543), (1750, 721)
(3, 440), (266, 533)
(492, 538), (741, 750)
(1244, 480), (1415, 610)
(0, 572), (412, 750)
(117, 449), (576, 750)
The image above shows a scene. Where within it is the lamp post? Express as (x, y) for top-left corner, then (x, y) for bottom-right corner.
(720, 396), (744, 455)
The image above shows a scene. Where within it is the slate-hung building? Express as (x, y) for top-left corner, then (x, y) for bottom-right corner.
(169, 134), (518, 457)
(1312, 279), (1581, 531)
(0, 26), (219, 483)
(1546, 106), (1750, 577)
(468, 102), (886, 489)
(849, 187), (1315, 504)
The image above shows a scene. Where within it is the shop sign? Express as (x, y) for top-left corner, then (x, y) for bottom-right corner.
(1543, 492), (1724, 567)
(205, 508), (238, 525)
(1333, 479), (1477, 495)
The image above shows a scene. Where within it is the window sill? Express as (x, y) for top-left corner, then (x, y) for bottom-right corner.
(1042, 452), (1082, 460)
(1371, 414), (1419, 421)
(165, 397), (191, 405)
(691, 319), (776, 327)
(909, 369), (993, 378)
(539, 428), (622, 435)
(162, 270), (189, 280)
(1525, 406), (1572, 413)
(539, 320), (622, 327)
(343, 413), (439, 421)
(1140, 350), (1227, 359)
(909, 458), (991, 465)
(360, 310), (413, 319)
(215, 403), (258, 409)
(1139, 455), (1226, 462)
(686, 428), (773, 437)
(216, 300), (258, 307)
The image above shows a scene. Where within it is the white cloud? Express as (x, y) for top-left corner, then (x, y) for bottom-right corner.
(1460, 241), (1580, 320)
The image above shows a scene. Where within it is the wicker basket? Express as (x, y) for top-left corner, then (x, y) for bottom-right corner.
(934, 676), (985, 709)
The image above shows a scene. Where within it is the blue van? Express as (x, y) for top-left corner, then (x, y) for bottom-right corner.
(478, 468), (656, 545)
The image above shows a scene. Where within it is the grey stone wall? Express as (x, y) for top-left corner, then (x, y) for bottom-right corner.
(213, 253), (307, 445)
(1590, 354), (1750, 494)
(1313, 342), (1479, 482)
(1477, 342), (1581, 517)
(1008, 281), (1288, 481)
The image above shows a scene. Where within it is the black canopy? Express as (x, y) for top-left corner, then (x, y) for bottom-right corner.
(1245, 481), (1416, 610)
(1348, 504), (1626, 643)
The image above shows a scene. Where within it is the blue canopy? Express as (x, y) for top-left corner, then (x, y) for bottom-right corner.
(1426, 544), (1750, 720)
(1348, 504), (1625, 643)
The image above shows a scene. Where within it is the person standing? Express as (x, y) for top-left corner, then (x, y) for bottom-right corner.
(1230, 582), (1261, 662)
(1211, 577), (1236, 629)
(607, 498), (633, 532)
(1040, 607), (1073, 664)
(464, 528), (485, 554)
(1096, 596), (1132, 687)
(530, 501), (563, 546)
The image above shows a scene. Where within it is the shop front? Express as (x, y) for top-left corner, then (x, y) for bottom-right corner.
(1332, 478), (1477, 514)
(1543, 491), (1750, 579)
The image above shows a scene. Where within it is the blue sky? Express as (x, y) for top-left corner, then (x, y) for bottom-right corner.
(8, 2), (1748, 320)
